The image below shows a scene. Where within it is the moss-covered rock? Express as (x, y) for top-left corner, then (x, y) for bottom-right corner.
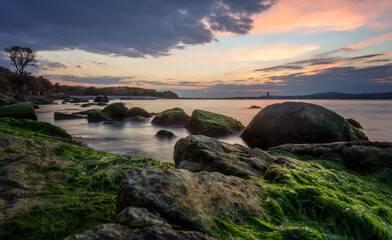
(151, 108), (190, 125)
(0, 101), (37, 120)
(115, 207), (169, 229)
(174, 135), (273, 178)
(185, 110), (244, 137)
(117, 168), (264, 233)
(128, 107), (151, 118)
(347, 118), (363, 129)
(129, 115), (147, 122)
(54, 112), (86, 120)
(155, 129), (176, 139)
(103, 103), (129, 119)
(87, 109), (107, 122)
(241, 102), (368, 149)
(81, 103), (98, 108)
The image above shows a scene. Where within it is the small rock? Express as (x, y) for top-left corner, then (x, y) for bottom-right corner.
(54, 112), (86, 120)
(115, 206), (169, 229)
(249, 105), (261, 109)
(155, 130), (176, 139)
(130, 115), (147, 122)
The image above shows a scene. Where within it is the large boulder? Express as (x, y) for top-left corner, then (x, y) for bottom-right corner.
(87, 109), (107, 122)
(241, 102), (368, 149)
(151, 108), (190, 125)
(0, 102), (37, 120)
(128, 107), (152, 118)
(103, 103), (129, 119)
(185, 110), (244, 137)
(116, 168), (263, 233)
(269, 141), (392, 174)
(174, 135), (273, 178)
(65, 224), (215, 240)
(93, 95), (109, 103)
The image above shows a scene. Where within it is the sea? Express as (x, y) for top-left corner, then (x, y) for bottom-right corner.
(36, 99), (392, 162)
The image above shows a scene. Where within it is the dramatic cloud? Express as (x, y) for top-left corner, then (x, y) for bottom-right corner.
(46, 75), (135, 85)
(0, 0), (275, 57)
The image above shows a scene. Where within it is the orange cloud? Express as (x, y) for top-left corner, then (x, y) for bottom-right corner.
(227, 89), (284, 92)
(344, 32), (392, 50)
(247, 0), (392, 34)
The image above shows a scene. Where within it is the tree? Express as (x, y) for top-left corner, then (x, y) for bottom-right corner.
(4, 46), (36, 76)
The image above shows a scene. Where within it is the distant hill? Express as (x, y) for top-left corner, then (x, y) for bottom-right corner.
(302, 92), (392, 99)
(0, 66), (178, 99)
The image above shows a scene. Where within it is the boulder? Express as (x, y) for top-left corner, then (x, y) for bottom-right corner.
(128, 107), (152, 118)
(151, 108), (190, 125)
(54, 112), (86, 120)
(93, 95), (109, 103)
(65, 224), (215, 240)
(155, 130), (176, 139)
(241, 102), (368, 149)
(130, 115), (147, 122)
(115, 206), (169, 229)
(185, 110), (244, 137)
(269, 141), (392, 174)
(0, 102), (37, 120)
(117, 168), (263, 233)
(174, 135), (273, 178)
(103, 103), (129, 119)
(87, 109), (107, 122)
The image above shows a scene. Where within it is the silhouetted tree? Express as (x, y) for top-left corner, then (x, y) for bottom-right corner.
(4, 46), (36, 76)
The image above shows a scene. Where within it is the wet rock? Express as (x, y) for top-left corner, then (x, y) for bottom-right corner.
(64, 224), (131, 240)
(174, 135), (273, 178)
(241, 102), (368, 149)
(93, 95), (109, 103)
(117, 168), (263, 233)
(87, 109), (107, 122)
(269, 141), (392, 174)
(151, 108), (190, 125)
(115, 206), (169, 229)
(346, 118), (363, 129)
(249, 105), (261, 109)
(0, 102), (37, 120)
(128, 107), (152, 118)
(81, 103), (98, 108)
(54, 112), (86, 120)
(185, 110), (244, 137)
(103, 103), (129, 119)
(130, 115), (147, 122)
(155, 130), (176, 139)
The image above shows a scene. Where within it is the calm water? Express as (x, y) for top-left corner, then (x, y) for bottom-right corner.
(36, 99), (392, 162)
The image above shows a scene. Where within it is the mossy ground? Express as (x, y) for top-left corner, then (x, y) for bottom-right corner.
(209, 155), (392, 240)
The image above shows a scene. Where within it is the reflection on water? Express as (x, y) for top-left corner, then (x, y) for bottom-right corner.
(36, 99), (392, 162)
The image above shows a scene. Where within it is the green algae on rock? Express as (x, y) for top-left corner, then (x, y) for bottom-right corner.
(185, 109), (244, 137)
(87, 109), (107, 122)
(102, 103), (129, 119)
(241, 102), (368, 149)
(128, 107), (152, 118)
(54, 112), (86, 120)
(0, 101), (37, 120)
(151, 108), (190, 125)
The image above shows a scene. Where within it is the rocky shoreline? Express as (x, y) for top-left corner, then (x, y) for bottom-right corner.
(0, 100), (391, 239)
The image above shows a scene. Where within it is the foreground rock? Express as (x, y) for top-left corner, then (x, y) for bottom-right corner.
(0, 102), (37, 120)
(151, 108), (190, 125)
(269, 141), (392, 174)
(117, 168), (263, 233)
(103, 103), (129, 119)
(65, 224), (215, 240)
(54, 112), (86, 120)
(241, 102), (368, 149)
(155, 130), (176, 139)
(128, 107), (152, 118)
(0, 136), (71, 220)
(174, 135), (273, 178)
(185, 110), (244, 137)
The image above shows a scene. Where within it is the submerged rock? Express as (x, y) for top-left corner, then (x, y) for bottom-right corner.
(151, 108), (190, 125)
(241, 102), (368, 149)
(93, 95), (109, 103)
(103, 103), (129, 119)
(117, 168), (263, 233)
(269, 141), (392, 174)
(128, 107), (152, 118)
(174, 135), (273, 178)
(115, 206), (169, 229)
(0, 102), (37, 120)
(185, 110), (244, 137)
(54, 112), (86, 120)
(249, 105), (261, 109)
(155, 130), (176, 139)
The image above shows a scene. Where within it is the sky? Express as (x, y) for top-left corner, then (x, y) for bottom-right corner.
(0, 0), (392, 98)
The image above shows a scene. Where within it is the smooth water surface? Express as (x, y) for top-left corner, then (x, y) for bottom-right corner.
(36, 99), (392, 162)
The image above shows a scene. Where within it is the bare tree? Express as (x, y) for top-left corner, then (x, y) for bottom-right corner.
(4, 46), (36, 76)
